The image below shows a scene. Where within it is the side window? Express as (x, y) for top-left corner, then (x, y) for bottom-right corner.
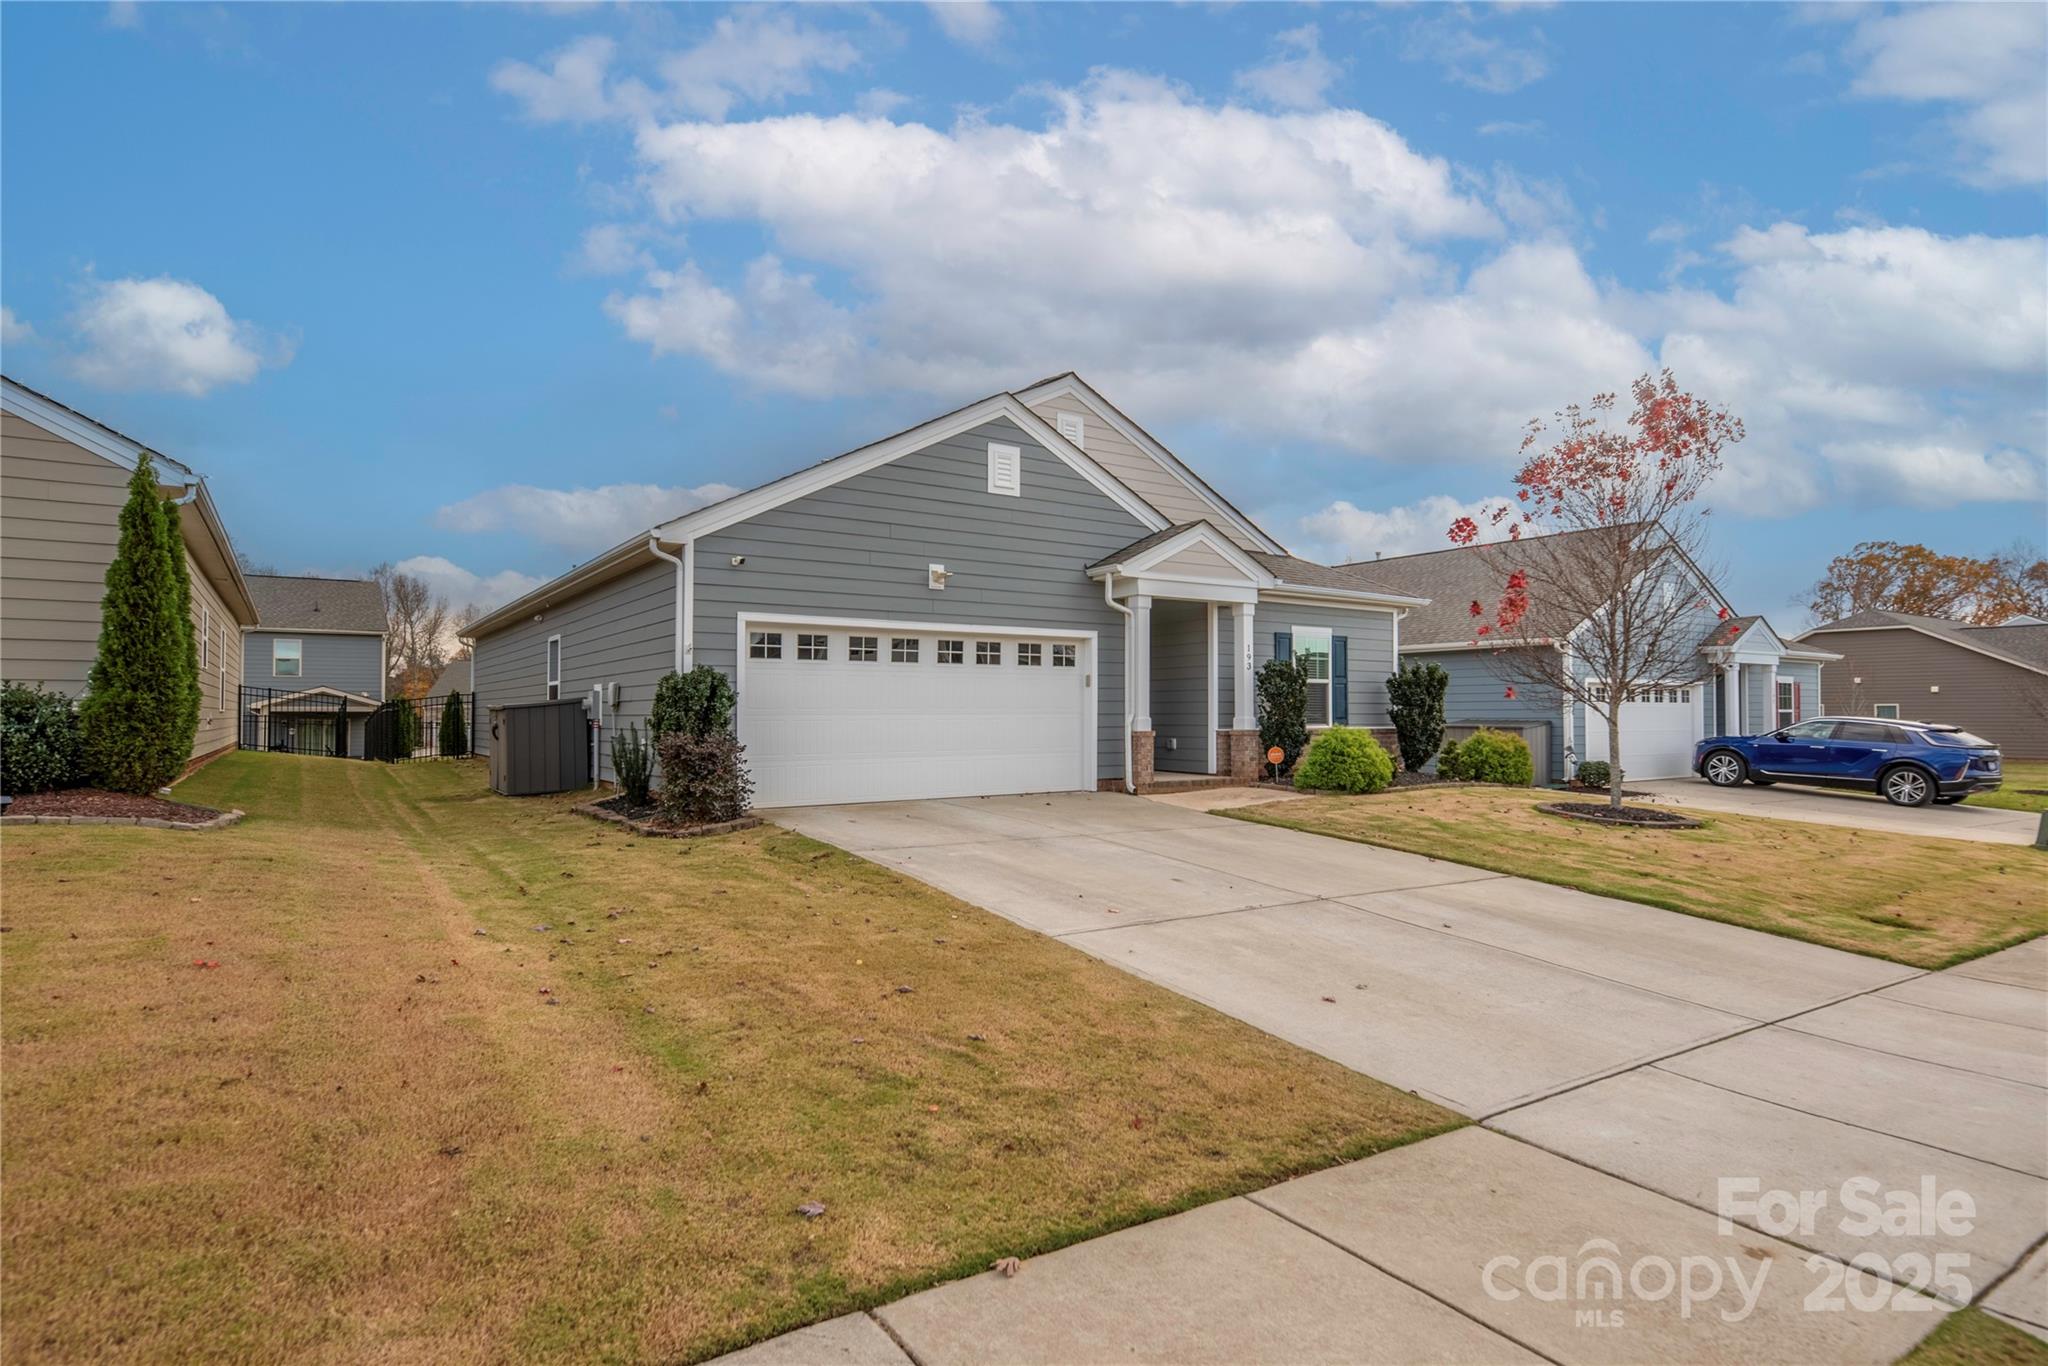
(273, 638), (303, 678)
(848, 636), (879, 662)
(545, 635), (561, 698)
(1782, 719), (1833, 739)
(749, 631), (782, 660)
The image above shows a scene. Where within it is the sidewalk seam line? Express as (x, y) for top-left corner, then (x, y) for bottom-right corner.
(866, 1308), (929, 1366)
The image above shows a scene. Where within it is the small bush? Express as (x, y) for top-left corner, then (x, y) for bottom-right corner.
(1256, 657), (1309, 772)
(651, 666), (735, 740)
(1435, 737), (1464, 780)
(1458, 728), (1535, 786)
(1293, 727), (1394, 795)
(611, 724), (653, 806)
(1, 682), (83, 795)
(655, 731), (754, 826)
(1574, 760), (1612, 789)
(1385, 661), (1448, 772)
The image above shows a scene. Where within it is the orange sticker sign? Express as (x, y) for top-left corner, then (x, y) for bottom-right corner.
(1266, 746), (1285, 766)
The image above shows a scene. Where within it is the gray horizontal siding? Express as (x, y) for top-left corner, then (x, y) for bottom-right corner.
(1151, 599), (1211, 773)
(1406, 647), (1566, 778)
(1811, 629), (2042, 755)
(693, 416), (1149, 783)
(1256, 600), (1398, 730)
(244, 631), (384, 700)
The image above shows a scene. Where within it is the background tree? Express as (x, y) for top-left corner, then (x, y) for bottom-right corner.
(370, 563), (451, 696)
(1805, 540), (2048, 626)
(162, 497), (202, 760)
(1451, 370), (1742, 809)
(79, 454), (198, 792)
(438, 690), (469, 758)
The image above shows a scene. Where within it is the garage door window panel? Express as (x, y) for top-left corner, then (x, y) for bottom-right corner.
(798, 634), (829, 661)
(750, 632), (783, 660)
(850, 636), (879, 662)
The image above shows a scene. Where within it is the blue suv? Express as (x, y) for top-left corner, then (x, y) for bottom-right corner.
(1695, 717), (2003, 807)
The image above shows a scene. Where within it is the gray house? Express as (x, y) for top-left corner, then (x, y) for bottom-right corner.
(464, 374), (1427, 805)
(1797, 610), (2048, 757)
(1351, 529), (1839, 781)
(241, 575), (387, 758)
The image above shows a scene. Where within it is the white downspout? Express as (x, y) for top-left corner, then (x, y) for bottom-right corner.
(647, 535), (689, 673)
(1103, 575), (1135, 794)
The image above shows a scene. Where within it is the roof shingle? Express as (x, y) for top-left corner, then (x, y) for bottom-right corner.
(245, 575), (386, 634)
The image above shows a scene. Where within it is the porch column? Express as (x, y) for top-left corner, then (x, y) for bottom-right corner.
(1764, 663), (1779, 732)
(1232, 601), (1256, 730)
(1723, 663), (1739, 734)
(1130, 594), (1154, 733)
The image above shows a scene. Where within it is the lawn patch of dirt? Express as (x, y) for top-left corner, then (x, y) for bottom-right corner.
(4, 788), (222, 823)
(1229, 784), (2046, 968)
(2, 752), (1456, 1363)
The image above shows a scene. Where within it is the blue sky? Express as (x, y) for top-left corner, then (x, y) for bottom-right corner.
(3, 1), (2043, 626)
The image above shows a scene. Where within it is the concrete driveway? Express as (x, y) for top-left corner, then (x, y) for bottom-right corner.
(1635, 775), (2039, 845)
(756, 794), (2048, 1363)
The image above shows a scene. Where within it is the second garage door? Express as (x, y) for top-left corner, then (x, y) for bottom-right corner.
(738, 620), (1093, 807)
(1582, 682), (1703, 780)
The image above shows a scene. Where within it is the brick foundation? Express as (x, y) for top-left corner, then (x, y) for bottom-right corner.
(1220, 728), (1263, 783)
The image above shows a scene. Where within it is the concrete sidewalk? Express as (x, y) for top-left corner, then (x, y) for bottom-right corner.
(732, 796), (2047, 1364)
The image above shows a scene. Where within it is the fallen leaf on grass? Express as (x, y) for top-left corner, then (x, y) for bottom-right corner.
(991, 1257), (1022, 1277)
(795, 1201), (826, 1219)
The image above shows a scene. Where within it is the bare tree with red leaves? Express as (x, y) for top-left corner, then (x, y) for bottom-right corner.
(1449, 371), (1744, 808)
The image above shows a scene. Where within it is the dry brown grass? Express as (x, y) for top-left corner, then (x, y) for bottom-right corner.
(2, 754), (1455, 1363)
(1231, 785), (2046, 969)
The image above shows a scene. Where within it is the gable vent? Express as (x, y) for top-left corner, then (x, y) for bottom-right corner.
(1056, 410), (1086, 449)
(987, 442), (1021, 497)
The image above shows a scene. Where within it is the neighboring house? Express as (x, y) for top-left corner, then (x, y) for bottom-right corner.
(241, 574), (387, 758)
(419, 657), (474, 702)
(1796, 610), (2048, 757)
(464, 374), (1426, 805)
(1350, 529), (1840, 781)
(0, 376), (258, 766)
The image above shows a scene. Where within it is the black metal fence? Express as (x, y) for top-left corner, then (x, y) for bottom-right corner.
(238, 686), (476, 763)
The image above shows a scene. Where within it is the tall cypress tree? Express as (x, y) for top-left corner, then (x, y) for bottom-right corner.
(79, 454), (196, 793)
(159, 495), (202, 774)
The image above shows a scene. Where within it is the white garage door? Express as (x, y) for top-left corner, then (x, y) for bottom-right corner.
(738, 620), (1093, 807)
(1582, 682), (1702, 780)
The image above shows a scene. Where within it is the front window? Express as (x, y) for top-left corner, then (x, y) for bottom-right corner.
(1776, 680), (1796, 730)
(273, 638), (302, 678)
(1779, 719), (1834, 740)
(1293, 626), (1332, 726)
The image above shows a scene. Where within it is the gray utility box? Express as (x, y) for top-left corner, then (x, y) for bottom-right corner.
(487, 699), (590, 796)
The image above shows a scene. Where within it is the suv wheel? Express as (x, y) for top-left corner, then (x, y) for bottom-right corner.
(1702, 751), (1746, 787)
(1880, 766), (1934, 808)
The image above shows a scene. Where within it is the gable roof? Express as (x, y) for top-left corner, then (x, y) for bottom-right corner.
(246, 574), (387, 635)
(1247, 552), (1424, 602)
(244, 685), (383, 712)
(1087, 521), (1428, 607)
(420, 659), (474, 698)
(1801, 609), (2048, 675)
(1016, 373), (1287, 555)
(1343, 527), (1642, 645)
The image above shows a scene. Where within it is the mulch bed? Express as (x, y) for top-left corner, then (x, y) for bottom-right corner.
(577, 795), (761, 840)
(2, 789), (235, 829)
(1537, 801), (1705, 830)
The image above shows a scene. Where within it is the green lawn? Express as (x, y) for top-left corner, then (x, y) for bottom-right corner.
(1228, 786), (2045, 969)
(1898, 1310), (2048, 1365)
(1969, 759), (2048, 814)
(1, 754), (1455, 1363)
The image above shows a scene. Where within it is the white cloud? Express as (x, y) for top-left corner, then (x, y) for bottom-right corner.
(66, 275), (288, 396)
(392, 555), (545, 615)
(1296, 495), (1512, 564)
(660, 9), (860, 120)
(1820, 440), (2046, 508)
(572, 222), (656, 275)
(855, 88), (911, 119)
(1, 307), (35, 346)
(491, 34), (630, 125)
(1842, 3), (2047, 187)
(1234, 24), (1342, 111)
(1403, 8), (1548, 94)
(926, 1), (1002, 49)
(435, 479), (742, 552)
(104, 0), (139, 29)
(1477, 119), (1544, 137)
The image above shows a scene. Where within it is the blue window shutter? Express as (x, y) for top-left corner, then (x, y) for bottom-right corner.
(1332, 635), (1349, 724)
(1273, 631), (1290, 664)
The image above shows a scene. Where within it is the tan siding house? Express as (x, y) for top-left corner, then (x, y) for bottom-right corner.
(1799, 611), (2048, 758)
(1, 380), (258, 765)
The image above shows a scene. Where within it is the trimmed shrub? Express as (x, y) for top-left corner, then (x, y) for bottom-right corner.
(1, 682), (83, 795)
(79, 453), (196, 793)
(1575, 760), (1613, 790)
(1436, 737), (1465, 780)
(612, 724), (654, 806)
(1255, 657), (1309, 772)
(1293, 727), (1395, 795)
(651, 666), (735, 740)
(1385, 661), (1448, 773)
(438, 691), (469, 757)
(655, 731), (753, 826)
(1458, 727), (1535, 786)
